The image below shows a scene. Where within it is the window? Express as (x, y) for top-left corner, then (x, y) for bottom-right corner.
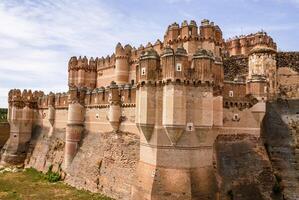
(229, 91), (233, 97)
(186, 122), (194, 131)
(176, 63), (182, 71)
(264, 86), (268, 93)
(96, 114), (99, 119)
(232, 114), (240, 121)
(141, 67), (146, 75)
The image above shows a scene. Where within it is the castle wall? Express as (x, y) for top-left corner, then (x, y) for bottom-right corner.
(64, 130), (139, 200)
(222, 104), (263, 135)
(213, 134), (280, 200)
(97, 67), (115, 87)
(223, 81), (246, 98)
(262, 100), (299, 199)
(84, 107), (139, 134)
(277, 67), (299, 99)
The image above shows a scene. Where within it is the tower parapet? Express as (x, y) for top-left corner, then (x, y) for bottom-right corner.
(1, 89), (41, 166)
(246, 45), (277, 100)
(115, 43), (130, 85)
(225, 32), (277, 56)
(68, 56), (97, 89)
(64, 86), (86, 169)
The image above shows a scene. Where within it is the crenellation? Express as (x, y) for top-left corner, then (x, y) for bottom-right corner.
(225, 32), (277, 56)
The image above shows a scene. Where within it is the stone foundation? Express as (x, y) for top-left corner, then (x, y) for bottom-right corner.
(214, 134), (282, 200)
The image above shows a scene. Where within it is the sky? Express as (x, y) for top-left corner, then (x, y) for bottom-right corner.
(0, 0), (298, 107)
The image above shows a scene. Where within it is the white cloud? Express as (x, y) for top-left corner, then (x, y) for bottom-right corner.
(0, 0), (162, 108)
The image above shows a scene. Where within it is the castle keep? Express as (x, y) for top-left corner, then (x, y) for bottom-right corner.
(1, 19), (299, 200)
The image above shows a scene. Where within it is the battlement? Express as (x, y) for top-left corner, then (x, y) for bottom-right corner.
(38, 92), (69, 109)
(163, 19), (223, 47)
(225, 32), (277, 56)
(136, 46), (223, 88)
(8, 89), (44, 109)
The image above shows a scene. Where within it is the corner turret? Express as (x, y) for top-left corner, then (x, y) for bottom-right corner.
(115, 43), (130, 85)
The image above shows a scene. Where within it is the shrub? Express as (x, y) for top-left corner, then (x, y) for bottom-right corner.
(272, 182), (282, 194)
(45, 165), (61, 183)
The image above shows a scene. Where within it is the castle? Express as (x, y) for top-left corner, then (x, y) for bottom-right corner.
(1, 19), (299, 199)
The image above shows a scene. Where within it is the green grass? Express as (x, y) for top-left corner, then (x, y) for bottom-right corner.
(0, 168), (113, 200)
(0, 108), (7, 122)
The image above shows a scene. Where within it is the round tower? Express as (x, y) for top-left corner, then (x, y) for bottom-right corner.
(1, 89), (35, 166)
(77, 56), (88, 87)
(192, 48), (214, 83)
(64, 87), (85, 169)
(68, 56), (78, 87)
(247, 45), (277, 99)
(48, 92), (55, 137)
(239, 36), (248, 55)
(181, 20), (189, 39)
(161, 46), (175, 81)
(88, 57), (97, 89)
(115, 43), (129, 85)
(107, 82), (121, 133)
(135, 48), (160, 141)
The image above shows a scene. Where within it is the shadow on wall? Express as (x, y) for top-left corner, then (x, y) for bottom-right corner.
(0, 122), (9, 149)
(261, 99), (299, 200)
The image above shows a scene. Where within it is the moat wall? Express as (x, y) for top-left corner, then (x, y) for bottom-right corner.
(214, 134), (282, 200)
(262, 100), (299, 200)
(25, 107), (140, 200)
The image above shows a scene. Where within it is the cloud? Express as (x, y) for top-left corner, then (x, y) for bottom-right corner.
(0, 0), (162, 108)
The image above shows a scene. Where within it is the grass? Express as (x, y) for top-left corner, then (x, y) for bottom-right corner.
(0, 108), (7, 122)
(0, 168), (113, 200)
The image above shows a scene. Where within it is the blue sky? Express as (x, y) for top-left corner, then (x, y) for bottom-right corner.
(0, 0), (298, 107)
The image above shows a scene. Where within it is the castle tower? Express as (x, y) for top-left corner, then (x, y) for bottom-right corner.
(161, 46), (188, 145)
(135, 48), (160, 141)
(87, 57), (97, 89)
(1, 89), (36, 166)
(77, 56), (88, 87)
(132, 46), (219, 200)
(64, 87), (85, 169)
(115, 43), (129, 85)
(48, 92), (55, 137)
(239, 36), (248, 55)
(68, 56), (78, 87)
(246, 45), (277, 100)
(164, 22), (180, 44)
(107, 82), (121, 133)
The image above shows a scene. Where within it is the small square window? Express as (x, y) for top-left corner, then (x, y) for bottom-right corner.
(186, 122), (194, 131)
(141, 67), (146, 75)
(232, 114), (240, 121)
(96, 114), (99, 119)
(176, 63), (182, 71)
(229, 91), (233, 97)
(264, 86), (268, 93)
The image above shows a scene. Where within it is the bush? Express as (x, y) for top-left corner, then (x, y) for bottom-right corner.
(45, 165), (61, 183)
(227, 189), (233, 200)
(272, 182), (281, 194)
